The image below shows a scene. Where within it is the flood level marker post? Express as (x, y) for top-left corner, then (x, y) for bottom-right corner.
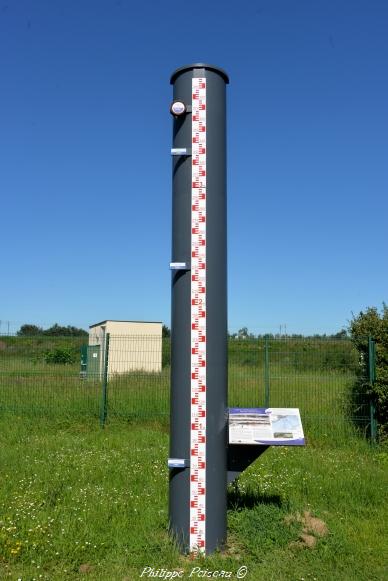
(169, 64), (229, 555)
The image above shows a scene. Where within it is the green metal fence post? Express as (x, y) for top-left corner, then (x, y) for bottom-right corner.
(368, 336), (377, 444)
(264, 337), (270, 408)
(100, 333), (110, 428)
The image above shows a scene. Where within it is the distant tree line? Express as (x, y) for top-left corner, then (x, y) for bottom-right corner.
(17, 323), (88, 337)
(19, 323), (172, 337)
(228, 327), (348, 340)
(161, 325), (348, 340)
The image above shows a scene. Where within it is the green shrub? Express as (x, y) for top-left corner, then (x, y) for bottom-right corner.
(44, 347), (77, 365)
(350, 305), (388, 441)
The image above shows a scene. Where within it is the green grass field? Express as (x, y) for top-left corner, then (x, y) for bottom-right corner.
(0, 416), (387, 581)
(0, 336), (384, 579)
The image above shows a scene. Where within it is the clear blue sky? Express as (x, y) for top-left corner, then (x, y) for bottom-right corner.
(1, 0), (387, 335)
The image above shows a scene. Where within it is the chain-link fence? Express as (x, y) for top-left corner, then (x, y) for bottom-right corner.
(0, 335), (99, 417)
(229, 337), (375, 441)
(0, 334), (376, 440)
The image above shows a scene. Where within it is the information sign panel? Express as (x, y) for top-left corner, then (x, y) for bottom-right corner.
(229, 408), (305, 446)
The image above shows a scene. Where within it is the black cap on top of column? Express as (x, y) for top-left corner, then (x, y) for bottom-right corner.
(170, 63), (229, 84)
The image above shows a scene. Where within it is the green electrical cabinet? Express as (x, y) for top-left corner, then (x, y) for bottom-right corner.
(87, 345), (101, 379)
(80, 343), (105, 380)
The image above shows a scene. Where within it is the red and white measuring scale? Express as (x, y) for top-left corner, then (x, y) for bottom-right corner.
(190, 77), (207, 553)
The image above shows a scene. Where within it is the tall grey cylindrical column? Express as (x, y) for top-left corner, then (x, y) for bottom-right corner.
(169, 64), (229, 555)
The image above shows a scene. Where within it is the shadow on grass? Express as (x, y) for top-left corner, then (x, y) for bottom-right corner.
(227, 487), (283, 510)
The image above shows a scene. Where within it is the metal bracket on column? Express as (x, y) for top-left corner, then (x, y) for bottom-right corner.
(169, 262), (190, 271)
(227, 444), (269, 484)
(171, 147), (192, 156)
(168, 458), (190, 469)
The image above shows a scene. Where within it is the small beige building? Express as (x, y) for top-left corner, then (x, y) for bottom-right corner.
(89, 320), (163, 376)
